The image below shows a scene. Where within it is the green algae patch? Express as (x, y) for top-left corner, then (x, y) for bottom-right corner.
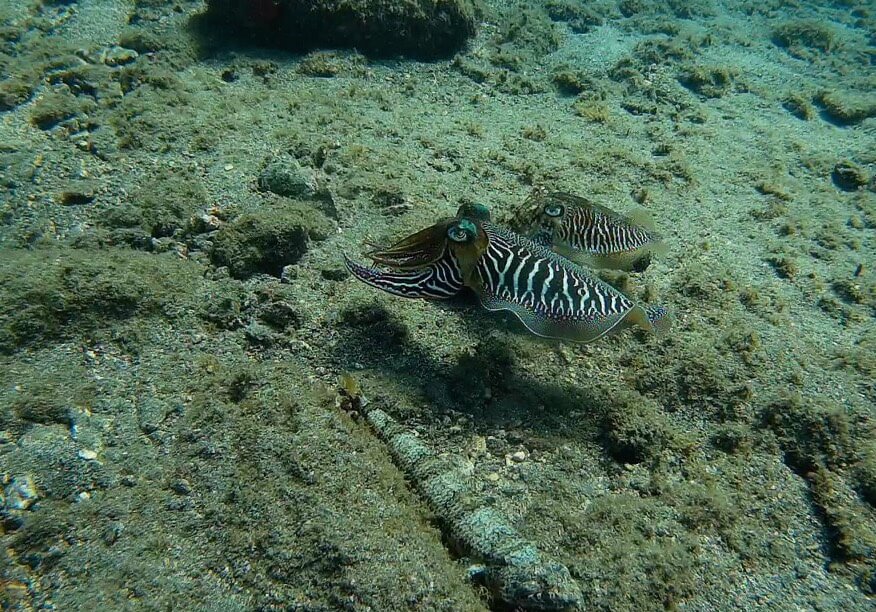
(202, 0), (478, 60)
(210, 199), (334, 279)
(0, 247), (204, 353)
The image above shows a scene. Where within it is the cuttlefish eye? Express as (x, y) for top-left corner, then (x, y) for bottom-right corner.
(544, 203), (564, 218)
(447, 219), (477, 243)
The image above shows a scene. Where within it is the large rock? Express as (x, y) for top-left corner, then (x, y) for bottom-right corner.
(204, 0), (478, 59)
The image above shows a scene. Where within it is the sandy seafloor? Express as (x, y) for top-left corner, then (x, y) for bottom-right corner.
(1, 0), (875, 610)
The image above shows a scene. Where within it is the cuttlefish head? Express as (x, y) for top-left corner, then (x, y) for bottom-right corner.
(506, 188), (567, 246)
(345, 215), (489, 300)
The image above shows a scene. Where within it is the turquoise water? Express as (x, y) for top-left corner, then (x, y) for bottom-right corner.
(1, 1), (874, 610)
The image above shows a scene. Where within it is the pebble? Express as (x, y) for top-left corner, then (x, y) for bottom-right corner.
(78, 449), (98, 460)
(171, 479), (192, 495)
(510, 450), (527, 463)
(4, 475), (39, 511)
(102, 46), (138, 66)
(257, 158), (317, 198)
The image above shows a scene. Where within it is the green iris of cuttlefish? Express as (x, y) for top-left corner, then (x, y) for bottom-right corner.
(514, 189), (667, 272)
(344, 200), (670, 344)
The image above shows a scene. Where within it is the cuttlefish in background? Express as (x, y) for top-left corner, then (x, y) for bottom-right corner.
(344, 205), (669, 343)
(513, 189), (667, 272)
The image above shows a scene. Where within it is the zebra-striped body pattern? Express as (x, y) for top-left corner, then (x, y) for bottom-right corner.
(518, 190), (666, 272)
(345, 209), (667, 343)
(474, 223), (640, 339)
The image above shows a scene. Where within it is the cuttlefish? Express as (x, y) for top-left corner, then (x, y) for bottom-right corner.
(513, 189), (667, 272)
(344, 206), (669, 343)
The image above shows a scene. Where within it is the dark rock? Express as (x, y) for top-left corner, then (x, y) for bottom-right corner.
(258, 158), (316, 198)
(58, 182), (97, 206)
(202, 0), (478, 60)
(832, 161), (869, 192)
(209, 200), (334, 279)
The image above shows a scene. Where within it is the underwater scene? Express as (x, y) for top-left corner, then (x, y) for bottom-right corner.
(0, 0), (874, 610)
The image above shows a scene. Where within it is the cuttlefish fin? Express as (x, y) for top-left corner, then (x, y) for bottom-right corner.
(476, 292), (634, 343)
(561, 241), (669, 272)
(627, 209), (657, 232)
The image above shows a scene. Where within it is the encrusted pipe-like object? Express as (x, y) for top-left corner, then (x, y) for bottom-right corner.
(361, 405), (583, 611)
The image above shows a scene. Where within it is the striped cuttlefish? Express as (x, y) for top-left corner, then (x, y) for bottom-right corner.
(344, 202), (669, 344)
(512, 188), (667, 272)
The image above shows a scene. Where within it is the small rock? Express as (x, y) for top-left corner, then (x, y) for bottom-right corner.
(244, 321), (275, 348)
(171, 479), (192, 495)
(4, 475), (39, 511)
(102, 521), (124, 545)
(76, 491), (91, 502)
(102, 46), (138, 67)
(77, 449), (98, 461)
(510, 450), (527, 463)
(258, 300), (301, 329)
(59, 181), (97, 205)
(193, 213), (222, 233)
(280, 264), (299, 283)
(832, 160), (869, 192)
(258, 157), (317, 198)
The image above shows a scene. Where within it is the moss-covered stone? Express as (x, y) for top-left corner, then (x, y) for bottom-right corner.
(203, 0), (478, 59)
(0, 75), (36, 111)
(95, 167), (208, 242)
(5, 359), (95, 433)
(772, 20), (836, 55)
(782, 92), (815, 120)
(0, 247), (203, 353)
(832, 160), (870, 192)
(544, 0), (603, 33)
(28, 87), (95, 130)
(816, 90), (876, 126)
(210, 200), (334, 278)
(677, 64), (737, 98)
(598, 386), (680, 464)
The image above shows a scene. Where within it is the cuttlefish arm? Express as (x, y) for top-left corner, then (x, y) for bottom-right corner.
(343, 254), (465, 300)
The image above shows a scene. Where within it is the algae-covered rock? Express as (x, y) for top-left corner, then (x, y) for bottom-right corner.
(817, 90), (876, 126)
(210, 200), (334, 278)
(0, 247), (203, 353)
(772, 20), (836, 56)
(203, 0), (478, 59)
(678, 64), (737, 98)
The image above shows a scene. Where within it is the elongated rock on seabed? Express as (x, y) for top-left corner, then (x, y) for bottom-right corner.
(204, 0), (478, 59)
(359, 404), (583, 611)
